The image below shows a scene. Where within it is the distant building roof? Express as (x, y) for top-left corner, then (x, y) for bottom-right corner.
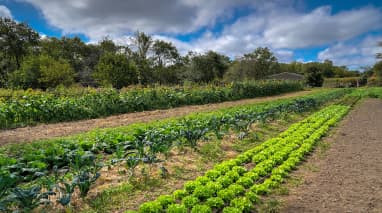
(266, 72), (304, 80)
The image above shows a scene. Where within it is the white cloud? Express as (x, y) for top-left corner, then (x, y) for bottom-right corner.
(20, 0), (257, 41)
(264, 6), (382, 48)
(17, 0), (382, 67)
(0, 5), (12, 18)
(318, 36), (382, 67)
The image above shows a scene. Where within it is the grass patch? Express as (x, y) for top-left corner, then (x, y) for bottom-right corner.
(257, 199), (281, 213)
(198, 141), (224, 163)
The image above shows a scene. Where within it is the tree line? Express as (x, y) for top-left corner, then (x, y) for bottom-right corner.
(0, 17), (364, 89)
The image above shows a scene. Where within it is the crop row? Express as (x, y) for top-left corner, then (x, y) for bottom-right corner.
(0, 80), (303, 129)
(133, 105), (350, 213)
(0, 89), (349, 211)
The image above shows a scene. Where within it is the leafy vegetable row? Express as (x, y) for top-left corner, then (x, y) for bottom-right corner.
(0, 80), (303, 129)
(133, 105), (350, 213)
(0, 89), (349, 212)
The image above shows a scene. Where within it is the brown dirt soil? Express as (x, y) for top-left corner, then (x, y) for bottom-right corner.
(0, 90), (314, 146)
(280, 99), (382, 213)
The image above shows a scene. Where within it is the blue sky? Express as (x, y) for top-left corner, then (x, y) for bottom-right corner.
(1, 0), (382, 69)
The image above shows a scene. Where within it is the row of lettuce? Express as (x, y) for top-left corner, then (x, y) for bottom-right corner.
(0, 89), (349, 212)
(133, 105), (350, 213)
(0, 80), (303, 129)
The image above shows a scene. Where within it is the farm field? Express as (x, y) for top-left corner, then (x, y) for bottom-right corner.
(0, 89), (317, 145)
(1, 1), (382, 212)
(0, 81), (303, 130)
(278, 98), (382, 212)
(0, 87), (381, 213)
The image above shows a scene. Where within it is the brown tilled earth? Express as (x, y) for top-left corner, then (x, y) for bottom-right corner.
(0, 90), (314, 146)
(281, 99), (382, 213)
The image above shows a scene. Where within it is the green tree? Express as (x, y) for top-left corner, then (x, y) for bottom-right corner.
(321, 59), (335, 78)
(38, 55), (75, 88)
(224, 47), (278, 81)
(93, 52), (138, 88)
(131, 31), (153, 84)
(152, 40), (180, 67)
(151, 40), (181, 84)
(373, 61), (382, 84)
(8, 55), (40, 89)
(304, 65), (324, 87)
(243, 47), (279, 79)
(183, 51), (230, 83)
(8, 55), (75, 89)
(0, 18), (39, 68)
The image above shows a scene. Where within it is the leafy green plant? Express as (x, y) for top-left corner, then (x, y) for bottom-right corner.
(230, 197), (253, 212)
(206, 197), (225, 209)
(138, 201), (162, 213)
(181, 195), (199, 209)
(191, 204), (212, 213)
(167, 203), (187, 213)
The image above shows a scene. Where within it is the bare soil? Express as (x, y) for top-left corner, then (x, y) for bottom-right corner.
(0, 90), (314, 146)
(280, 99), (382, 213)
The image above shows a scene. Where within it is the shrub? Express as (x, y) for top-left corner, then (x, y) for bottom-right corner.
(181, 196), (199, 209)
(173, 189), (188, 200)
(323, 77), (361, 88)
(222, 207), (242, 213)
(217, 189), (235, 202)
(230, 197), (252, 212)
(167, 204), (187, 213)
(156, 195), (175, 208)
(138, 201), (162, 213)
(206, 197), (225, 209)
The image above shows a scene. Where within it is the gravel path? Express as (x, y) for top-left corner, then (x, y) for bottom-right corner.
(281, 99), (382, 213)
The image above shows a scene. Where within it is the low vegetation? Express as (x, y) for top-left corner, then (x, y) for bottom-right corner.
(133, 105), (350, 212)
(0, 80), (303, 129)
(0, 89), (348, 212)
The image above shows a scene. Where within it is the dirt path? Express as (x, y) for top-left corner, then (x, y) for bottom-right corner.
(0, 90), (314, 146)
(281, 99), (382, 213)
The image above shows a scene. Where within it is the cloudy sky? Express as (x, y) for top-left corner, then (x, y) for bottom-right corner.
(1, 0), (382, 69)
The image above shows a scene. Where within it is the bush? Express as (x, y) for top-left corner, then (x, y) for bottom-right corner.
(138, 201), (162, 213)
(93, 52), (138, 89)
(156, 195), (175, 208)
(167, 204), (187, 213)
(230, 197), (252, 212)
(181, 196), (199, 208)
(222, 207), (242, 213)
(206, 197), (225, 209)
(173, 189), (188, 200)
(323, 77), (361, 88)
(305, 66), (323, 87)
(8, 55), (75, 89)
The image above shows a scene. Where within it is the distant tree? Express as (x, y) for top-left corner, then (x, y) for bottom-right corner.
(0, 18), (40, 69)
(243, 47), (279, 79)
(93, 52), (138, 88)
(8, 55), (75, 89)
(374, 42), (382, 84)
(131, 31), (153, 84)
(38, 55), (75, 88)
(183, 51), (230, 83)
(321, 59), (335, 78)
(373, 61), (382, 83)
(152, 40), (180, 67)
(151, 40), (181, 84)
(99, 37), (118, 53)
(8, 55), (40, 89)
(224, 47), (278, 81)
(304, 65), (324, 87)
